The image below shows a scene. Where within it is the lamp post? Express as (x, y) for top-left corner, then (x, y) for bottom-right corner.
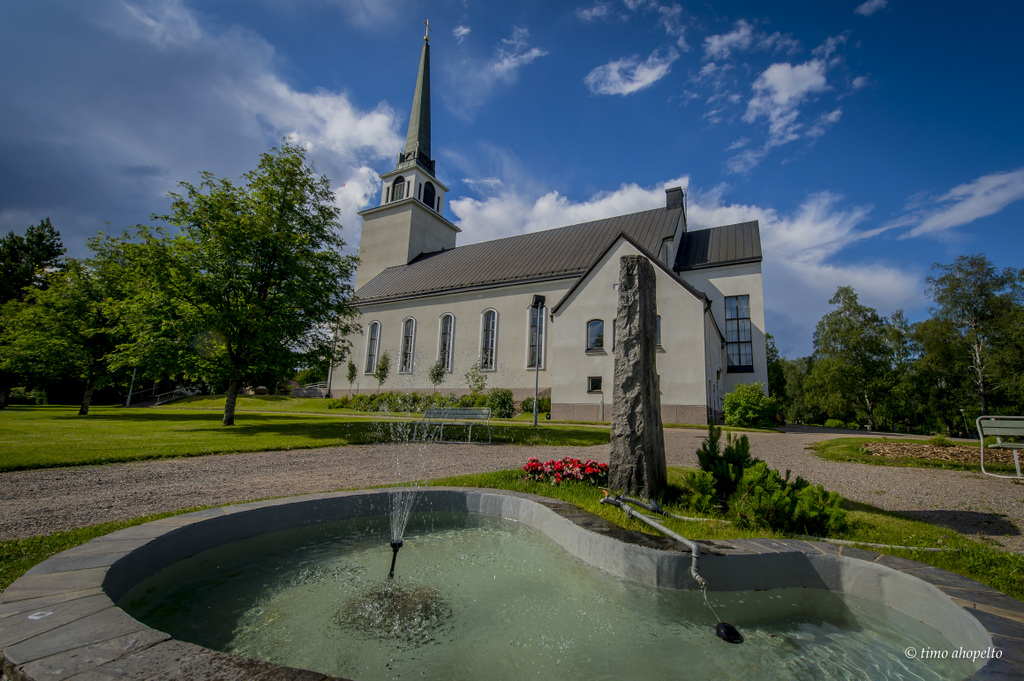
(531, 295), (545, 427)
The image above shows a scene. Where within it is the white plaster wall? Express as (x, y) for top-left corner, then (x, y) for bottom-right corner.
(678, 262), (769, 395)
(550, 241), (708, 411)
(354, 201), (458, 291)
(331, 280), (574, 395)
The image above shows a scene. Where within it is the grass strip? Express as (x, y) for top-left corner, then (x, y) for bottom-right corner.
(809, 437), (1018, 474)
(0, 405), (610, 472)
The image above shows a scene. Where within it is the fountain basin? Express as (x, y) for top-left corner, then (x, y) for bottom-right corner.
(2, 488), (1023, 680)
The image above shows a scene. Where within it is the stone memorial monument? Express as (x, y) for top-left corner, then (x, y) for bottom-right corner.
(608, 255), (668, 499)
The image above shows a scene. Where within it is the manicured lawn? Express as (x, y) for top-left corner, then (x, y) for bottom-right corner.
(0, 405), (610, 472)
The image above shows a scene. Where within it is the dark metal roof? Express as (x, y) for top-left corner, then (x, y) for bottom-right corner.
(674, 220), (762, 271)
(355, 206), (683, 303)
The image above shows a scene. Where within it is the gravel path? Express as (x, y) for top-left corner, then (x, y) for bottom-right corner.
(2, 427), (1022, 553)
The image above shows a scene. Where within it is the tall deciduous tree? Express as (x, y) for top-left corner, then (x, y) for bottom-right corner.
(926, 254), (1023, 415)
(0, 218), (65, 303)
(109, 143), (358, 425)
(805, 286), (891, 430)
(0, 259), (125, 415)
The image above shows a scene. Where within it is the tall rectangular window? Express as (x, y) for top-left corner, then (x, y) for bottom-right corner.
(587, 319), (604, 352)
(528, 306), (544, 368)
(725, 295), (753, 372)
(481, 310), (497, 370)
(365, 322), (380, 373)
(439, 314), (454, 371)
(400, 318), (416, 373)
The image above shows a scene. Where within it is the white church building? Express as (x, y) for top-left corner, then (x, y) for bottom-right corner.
(328, 33), (768, 424)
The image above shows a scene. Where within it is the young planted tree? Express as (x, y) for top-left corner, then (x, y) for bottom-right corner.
(346, 359), (358, 396)
(428, 359), (446, 393)
(374, 351), (391, 394)
(105, 143), (358, 425)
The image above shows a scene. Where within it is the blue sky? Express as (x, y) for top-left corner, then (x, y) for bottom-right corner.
(2, 1), (1022, 357)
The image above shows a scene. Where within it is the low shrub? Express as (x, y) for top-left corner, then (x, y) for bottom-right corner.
(523, 456), (608, 485)
(7, 387), (47, 405)
(824, 418), (846, 429)
(727, 462), (847, 536)
(521, 396), (552, 415)
(326, 397), (350, 409)
(928, 434), (956, 447)
(846, 421), (860, 431)
(723, 382), (779, 429)
(488, 388), (516, 418)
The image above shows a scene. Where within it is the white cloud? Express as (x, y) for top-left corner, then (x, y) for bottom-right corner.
(743, 59), (829, 148)
(450, 178), (921, 356)
(576, 2), (614, 22)
(584, 48), (679, 95)
(450, 177), (690, 244)
(689, 188), (921, 356)
(855, 0), (888, 17)
(900, 169), (1024, 238)
(702, 19), (799, 61)
(0, 0), (403, 253)
(492, 27), (548, 77)
(453, 25), (471, 43)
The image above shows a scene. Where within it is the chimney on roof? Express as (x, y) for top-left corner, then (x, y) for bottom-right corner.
(665, 186), (684, 210)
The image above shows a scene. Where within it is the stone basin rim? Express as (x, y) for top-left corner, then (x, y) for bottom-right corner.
(0, 487), (1021, 681)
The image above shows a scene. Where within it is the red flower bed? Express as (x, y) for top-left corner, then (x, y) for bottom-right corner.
(523, 456), (609, 485)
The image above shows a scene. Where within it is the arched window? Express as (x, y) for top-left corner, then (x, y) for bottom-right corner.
(480, 309), (497, 370)
(391, 176), (406, 202)
(364, 321), (380, 373)
(438, 313), (455, 371)
(423, 182), (436, 211)
(400, 317), (416, 373)
(586, 319), (604, 352)
(527, 304), (544, 368)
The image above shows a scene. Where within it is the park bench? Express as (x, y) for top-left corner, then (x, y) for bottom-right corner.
(418, 407), (492, 444)
(976, 416), (1024, 479)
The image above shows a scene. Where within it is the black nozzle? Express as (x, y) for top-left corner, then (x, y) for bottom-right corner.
(716, 621), (743, 644)
(387, 540), (403, 579)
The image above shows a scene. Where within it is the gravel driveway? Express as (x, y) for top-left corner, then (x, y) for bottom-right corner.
(2, 427), (1022, 553)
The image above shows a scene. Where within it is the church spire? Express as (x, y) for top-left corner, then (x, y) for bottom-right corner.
(399, 23), (433, 174)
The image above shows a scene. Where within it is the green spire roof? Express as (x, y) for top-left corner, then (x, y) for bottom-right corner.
(400, 37), (433, 174)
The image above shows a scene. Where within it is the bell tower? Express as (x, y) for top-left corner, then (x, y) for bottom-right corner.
(354, 22), (460, 291)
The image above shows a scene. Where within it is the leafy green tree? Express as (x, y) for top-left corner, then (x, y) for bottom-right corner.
(0, 259), (126, 415)
(778, 357), (818, 424)
(926, 254), (1023, 415)
(103, 143), (358, 425)
(374, 351), (391, 394)
(805, 286), (892, 430)
(1, 218), (65, 303)
(428, 360), (446, 393)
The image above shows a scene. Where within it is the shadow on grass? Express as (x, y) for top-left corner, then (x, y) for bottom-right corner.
(897, 510), (1021, 538)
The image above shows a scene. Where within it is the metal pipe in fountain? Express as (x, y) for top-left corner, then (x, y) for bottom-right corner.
(599, 494), (743, 644)
(388, 540), (403, 579)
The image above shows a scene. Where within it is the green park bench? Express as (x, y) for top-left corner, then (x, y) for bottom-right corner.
(419, 407), (492, 444)
(976, 416), (1024, 479)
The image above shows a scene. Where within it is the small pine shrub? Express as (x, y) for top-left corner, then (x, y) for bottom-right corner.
(824, 418), (846, 429)
(677, 470), (718, 515)
(696, 425), (752, 501)
(728, 462), (847, 536)
(928, 434), (955, 447)
(487, 388), (516, 418)
(723, 382), (779, 428)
